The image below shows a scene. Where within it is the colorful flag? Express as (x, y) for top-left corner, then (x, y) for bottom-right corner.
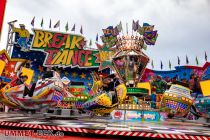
(144, 33), (158, 45)
(186, 55), (189, 64)
(205, 51), (207, 61)
(143, 23), (150, 26)
(132, 20), (139, 31)
(169, 60), (172, 70)
(135, 20), (139, 30)
(132, 20), (135, 30)
(151, 34), (158, 43)
(89, 39), (92, 46)
(161, 61), (163, 70)
(137, 26), (144, 35)
(196, 56), (199, 66)
(103, 26), (114, 37)
(178, 56), (180, 65)
(151, 60), (154, 69)
(144, 30), (157, 39)
(143, 23), (154, 32)
(54, 20), (60, 28)
(40, 18), (43, 27)
(49, 19), (51, 28)
(101, 35), (117, 47)
(113, 26), (119, 36)
(65, 22), (69, 32)
(31, 16), (35, 27)
(71, 24), (75, 31)
(116, 21), (122, 32)
(80, 25), (83, 34)
(126, 23), (128, 34)
(96, 33), (99, 42)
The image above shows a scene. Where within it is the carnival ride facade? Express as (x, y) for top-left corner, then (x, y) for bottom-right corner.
(0, 70), (74, 111)
(0, 20), (209, 121)
(161, 84), (193, 117)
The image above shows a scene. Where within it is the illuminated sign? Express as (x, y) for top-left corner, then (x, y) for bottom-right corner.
(111, 110), (160, 122)
(31, 29), (99, 68)
(69, 87), (85, 93)
(111, 110), (124, 120)
(144, 113), (155, 120)
(127, 88), (148, 94)
(126, 110), (142, 121)
(114, 110), (123, 119)
(143, 111), (160, 121)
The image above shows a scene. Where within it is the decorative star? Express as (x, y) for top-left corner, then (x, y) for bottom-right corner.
(0, 50), (25, 79)
(88, 77), (91, 80)
(80, 73), (86, 79)
(10, 64), (15, 69)
(72, 72), (77, 78)
(94, 43), (116, 71)
(4, 70), (9, 76)
(64, 71), (69, 76)
(10, 72), (15, 77)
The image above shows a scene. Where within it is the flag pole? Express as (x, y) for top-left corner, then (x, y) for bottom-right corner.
(121, 21), (124, 36)
(126, 22), (128, 35)
(132, 21), (133, 36)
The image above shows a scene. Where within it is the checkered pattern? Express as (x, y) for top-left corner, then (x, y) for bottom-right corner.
(0, 113), (209, 139)
(36, 79), (52, 87)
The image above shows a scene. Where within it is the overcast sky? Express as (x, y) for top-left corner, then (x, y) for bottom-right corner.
(0, 0), (209, 70)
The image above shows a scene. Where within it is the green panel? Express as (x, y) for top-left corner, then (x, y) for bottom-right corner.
(127, 87), (148, 94)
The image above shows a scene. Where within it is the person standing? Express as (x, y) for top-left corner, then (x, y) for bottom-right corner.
(10, 24), (30, 51)
(151, 88), (156, 109)
(151, 75), (167, 108)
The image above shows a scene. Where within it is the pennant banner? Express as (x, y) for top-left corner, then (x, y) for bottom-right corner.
(54, 20), (60, 28)
(31, 16), (35, 27)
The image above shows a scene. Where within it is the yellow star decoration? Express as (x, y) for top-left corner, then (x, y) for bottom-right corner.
(72, 72), (77, 78)
(0, 49), (25, 77)
(87, 82), (92, 87)
(64, 71), (69, 76)
(4, 70), (9, 76)
(80, 73), (86, 79)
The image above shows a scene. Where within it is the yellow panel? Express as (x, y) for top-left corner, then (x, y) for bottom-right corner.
(200, 80), (210, 97)
(137, 82), (151, 95)
(21, 67), (34, 86)
(0, 60), (6, 76)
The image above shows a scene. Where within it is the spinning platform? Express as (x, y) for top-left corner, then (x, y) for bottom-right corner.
(0, 113), (209, 139)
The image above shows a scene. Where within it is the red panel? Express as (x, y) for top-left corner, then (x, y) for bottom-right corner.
(0, 0), (6, 39)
